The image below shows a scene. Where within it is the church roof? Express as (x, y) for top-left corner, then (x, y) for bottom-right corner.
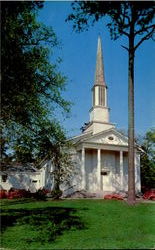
(82, 128), (128, 144)
(94, 36), (106, 86)
(0, 163), (37, 173)
(70, 131), (92, 144)
(71, 128), (129, 147)
(71, 128), (142, 152)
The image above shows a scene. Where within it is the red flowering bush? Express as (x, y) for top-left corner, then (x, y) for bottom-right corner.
(143, 190), (155, 200)
(0, 190), (8, 199)
(0, 188), (50, 199)
(0, 188), (31, 199)
(42, 189), (50, 194)
(8, 191), (22, 199)
(104, 194), (124, 200)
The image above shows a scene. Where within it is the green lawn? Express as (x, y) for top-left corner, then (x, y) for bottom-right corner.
(1, 198), (155, 249)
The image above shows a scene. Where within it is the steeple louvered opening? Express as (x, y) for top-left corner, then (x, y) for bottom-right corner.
(92, 85), (107, 107)
(99, 86), (105, 106)
(92, 86), (106, 107)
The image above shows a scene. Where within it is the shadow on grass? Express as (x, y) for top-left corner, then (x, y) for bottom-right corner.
(1, 206), (86, 243)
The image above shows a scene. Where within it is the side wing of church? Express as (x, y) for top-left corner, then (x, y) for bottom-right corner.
(70, 36), (141, 195)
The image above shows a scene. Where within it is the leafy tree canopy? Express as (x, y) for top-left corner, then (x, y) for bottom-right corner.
(67, 1), (155, 51)
(139, 129), (155, 190)
(1, 1), (71, 166)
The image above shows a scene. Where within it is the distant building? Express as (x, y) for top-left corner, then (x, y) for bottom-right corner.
(69, 36), (141, 195)
(0, 161), (53, 192)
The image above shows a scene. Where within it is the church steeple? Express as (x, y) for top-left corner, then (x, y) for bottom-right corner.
(95, 36), (106, 86)
(83, 36), (115, 134)
(92, 36), (107, 108)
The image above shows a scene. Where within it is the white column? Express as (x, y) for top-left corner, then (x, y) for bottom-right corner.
(105, 87), (107, 107)
(135, 152), (141, 192)
(135, 153), (137, 188)
(81, 147), (86, 190)
(120, 151), (123, 190)
(95, 86), (99, 106)
(137, 153), (141, 192)
(97, 149), (101, 190)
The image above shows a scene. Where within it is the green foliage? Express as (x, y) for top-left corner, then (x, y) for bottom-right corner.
(1, 1), (71, 164)
(33, 189), (47, 200)
(67, 1), (155, 50)
(50, 141), (76, 199)
(140, 129), (155, 190)
(51, 189), (63, 199)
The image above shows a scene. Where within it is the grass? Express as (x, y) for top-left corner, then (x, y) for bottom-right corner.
(1, 198), (155, 249)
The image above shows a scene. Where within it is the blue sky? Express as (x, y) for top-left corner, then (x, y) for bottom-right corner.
(38, 1), (155, 137)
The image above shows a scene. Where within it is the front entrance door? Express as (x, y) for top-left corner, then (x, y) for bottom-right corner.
(101, 170), (111, 191)
(101, 151), (115, 191)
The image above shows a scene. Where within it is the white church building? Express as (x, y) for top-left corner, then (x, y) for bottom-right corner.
(69, 36), (141, 195)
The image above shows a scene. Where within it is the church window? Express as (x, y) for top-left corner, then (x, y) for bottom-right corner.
(99, 86), (105, 106)
(102, 171), (108, 175)
(32, 180), (37, 183)
(101, 170), (109, 175)
(2, 174), (8, 182)
(108, 136), (114, 141)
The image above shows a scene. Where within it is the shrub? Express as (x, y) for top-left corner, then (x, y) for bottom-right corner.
(51, 189), (62, 200)
(32, 189), (47, 200)
(0, 188), (49, 200)
(0, 190), (8, 199)
(143, 189), (155, 200)
(104, 194), (124, 200)
(7, 189), (31, 199)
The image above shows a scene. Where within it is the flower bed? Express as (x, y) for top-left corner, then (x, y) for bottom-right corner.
(143, 190), (155, 200)
(0, 190), (8, 199)
(104, 193), (124, 200)
(0, 188), (50, 200)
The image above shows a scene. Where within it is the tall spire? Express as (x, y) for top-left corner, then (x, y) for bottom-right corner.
(82, 35), (115, 134)
(95, 36), (106, 86)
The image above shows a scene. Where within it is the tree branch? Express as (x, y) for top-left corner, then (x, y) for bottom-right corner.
(121, 30), (130, 37)
(121, 45), (129, 51)
(115, 16), (129, 37)
(122, 5), (131, 24)
(117, 12), (130, 38)
(134, 27), (155, 51)
(135, 24), (155, 36)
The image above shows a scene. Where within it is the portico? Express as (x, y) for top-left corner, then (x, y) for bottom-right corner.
(76, 143), (140, 193)
(78, 144), (127, 190)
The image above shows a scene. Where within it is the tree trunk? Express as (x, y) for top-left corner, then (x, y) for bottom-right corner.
(52, 151), (62, 199)
(127, 21), (136, 205)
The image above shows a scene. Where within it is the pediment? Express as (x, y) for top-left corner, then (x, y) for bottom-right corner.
(82, 129), (128, 146)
